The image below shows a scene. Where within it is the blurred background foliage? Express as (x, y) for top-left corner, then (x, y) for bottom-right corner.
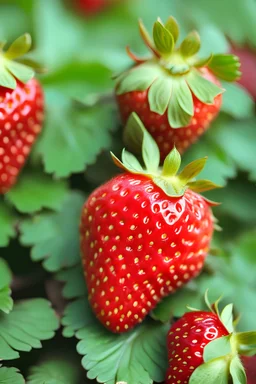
(0, 0), (255, 383)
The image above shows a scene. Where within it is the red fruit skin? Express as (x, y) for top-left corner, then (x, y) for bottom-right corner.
(75, 0), (111, 14)
(117, 68), (222, 159)
(231, 46), (256, 101)
(241, 356), (256, 384)
(166, 311), (229, 384)
(0, 79), (44, 194)
(80, 173), (214, 333)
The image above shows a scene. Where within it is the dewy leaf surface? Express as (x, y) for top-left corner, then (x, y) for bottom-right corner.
(0, 299), (58, 360)
(0, 259), (13, 314)
(19, 192), (85, 272)
(0, 367), (25, 384)
(6, 171), (68, 214)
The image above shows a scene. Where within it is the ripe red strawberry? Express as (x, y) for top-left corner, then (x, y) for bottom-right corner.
(166, 311), (229, 383)
(166, 295), (256, 384)
(115, 17), (241, 159)
(74, 0), (114, 15)
(0, 34), (44, 194)
(241, 356), (256, 384)
(231, 45), (256, 101)
(80, 114), (219, 333)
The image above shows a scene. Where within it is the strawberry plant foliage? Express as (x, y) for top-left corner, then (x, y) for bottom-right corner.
(27, 357), (81, 384)
(31, 90), (117, 178)
(0, 259), (13, 314)
(0, 299), (58, 360)
(6, 170), (68, 214)
(77, 317), (169, 384)
(0, 367), (25, 384)
(0, 201), (17, 247)
(19, 192), (85, 272)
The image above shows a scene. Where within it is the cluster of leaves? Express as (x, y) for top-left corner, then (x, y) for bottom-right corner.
(0, 0), (256, 382)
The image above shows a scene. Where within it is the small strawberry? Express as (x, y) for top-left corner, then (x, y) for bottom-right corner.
(231, 45), (256, 101)
(0, 34), (44, 194)
(115, 16), (241, 159)
(74, 0), (115, 15)
(80, 113), (219, 333)
(166, 294), (256, 384)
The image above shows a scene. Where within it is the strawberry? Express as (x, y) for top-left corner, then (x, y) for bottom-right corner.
(166, 294), (256, 384)
(80, 114), (219, 333)
(231, 45), (256, 101)
(0, 34), (44, 194)
(241, 356), (256, 384)
(115, 17), (241, 159)
(74, 0), (114, 15)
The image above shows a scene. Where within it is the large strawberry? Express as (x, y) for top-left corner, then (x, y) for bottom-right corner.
(115, 16), (241, 159)
(80, 113), (219, 333)
(166, 294), (256, 384)
(0, 34), (44, 194)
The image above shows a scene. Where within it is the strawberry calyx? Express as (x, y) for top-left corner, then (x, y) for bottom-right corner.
(0, 33), (44, 90)
(115, 16), (241, 128)
(111, 113), (220, 198)
(188, 292), (256, 383)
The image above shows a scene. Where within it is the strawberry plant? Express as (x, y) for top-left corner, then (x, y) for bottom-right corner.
(0, 0), (256, 383)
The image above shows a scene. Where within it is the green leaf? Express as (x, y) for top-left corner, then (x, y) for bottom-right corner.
(153, 21), (174, 54)
(0, 299), (58, 360)
(179, 157), (207, 183)
(32, 89), (117, 177)
(0, 367), (25, 384)
(77, 318), (169, 384)
(162, 147), (181, 177)
(6, 171), (68, 214)
(61, 298), (89, 338)
(4, 59), (34, 84)
(189, 230), (256, 331)
(187, 179), (221, 193)
(116, 63), (161, 95)
(19, 192), (85, 272)
(208, 54), (241, 82)
(165, 16), (179, 43)
(121, 150), (144, 173)
(203, 335), (232, 363)
(220, 304), (234, 333)
(236, 331), (256, 346)
(151, 283), (204, 322)
(5, 33), (31, 60)
(148, 76), (173, 115)
(56, 265), (87, 300)
(186, 69), (224, 104)
(230, 355), (247, 384)
(0, 201), (17, 247)
(189, 357), (230, 384)
(168, 79), (193, 128)
(221, 82), (254, 119)
(0, 66), (16, 89)
(0, 259), (13, 314)
(210, 118), (256, 181)
(27, 358), (81, 384)
(180, 31), (201, 57)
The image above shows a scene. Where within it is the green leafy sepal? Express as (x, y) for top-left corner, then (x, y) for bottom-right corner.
(115, 16), (241, 128)
(111, 113), (221, 198)
(0, 34), (44, 89)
